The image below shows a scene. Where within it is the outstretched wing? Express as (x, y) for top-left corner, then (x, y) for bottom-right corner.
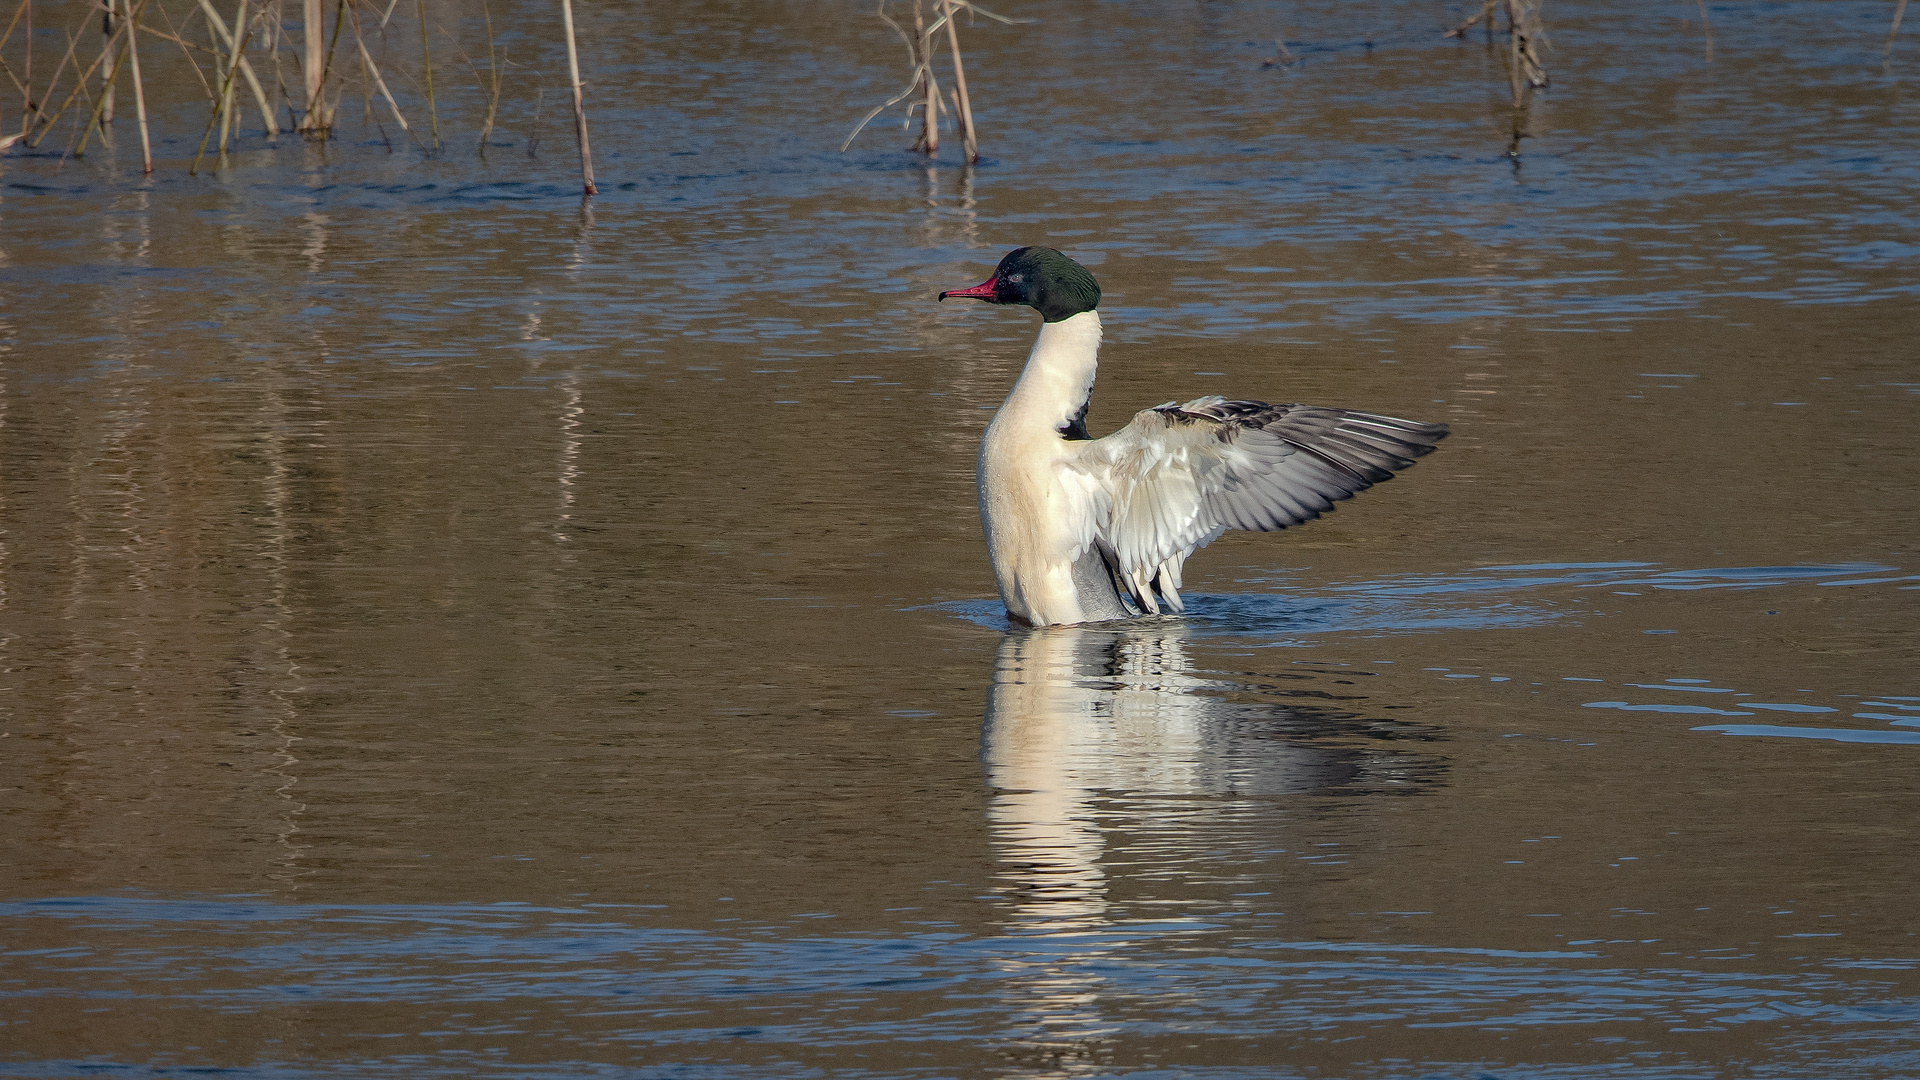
(1064, 396), (1448, 614)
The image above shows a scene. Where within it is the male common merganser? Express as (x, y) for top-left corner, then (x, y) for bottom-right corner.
(941, 246), (1448, 628)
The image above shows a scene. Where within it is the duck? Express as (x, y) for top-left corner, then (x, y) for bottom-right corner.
(940, 246), (1448, 628)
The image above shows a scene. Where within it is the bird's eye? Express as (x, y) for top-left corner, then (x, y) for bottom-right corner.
(1008, 274), (1025, 284)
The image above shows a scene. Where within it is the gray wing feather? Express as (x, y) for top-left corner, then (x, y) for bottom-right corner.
(1065, 395), (1447, 613)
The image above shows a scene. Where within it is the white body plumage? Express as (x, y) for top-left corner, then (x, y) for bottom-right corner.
(954, 247), (1447, 628)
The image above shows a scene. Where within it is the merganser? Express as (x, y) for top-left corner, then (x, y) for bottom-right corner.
(941, 246), (1448, 628)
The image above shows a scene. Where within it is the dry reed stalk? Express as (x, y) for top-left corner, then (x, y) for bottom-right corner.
(327, 1), (349, 98)
(219, 0), (246, 155)
(559, 0), (596, 195)
(0, 0), (33, 135)
(1505, 0), (1523, 105)
(1887, 0), (1908, 59)
(476, 0), (502, 153)
(20, 0), (29, 135)
(76, 0), (155, 156)
(306, 0), (347, 137)
(300, 0), (322, 129)
(1500, 0), (1547, 90)
(876, 0), (938, 154)
(26, 8), (126, 148)
(123, 0), (151, 171)
(1696, 0), (1714, 62)
(844, 0), (1017, 157)
(23, 9), (92, 145)
(190, 11), (253, 172)
(915, 2), (939, 153)
(940, 0), (976, 163)
(193, 0), (278, 139)
(267, 0), (288, 126)
(527, 84), (544, 157)
(139, 8), (220, 102)
(1444, 0), (1497, 39)
(101, 3), (116, 123)
(414, 0), (436, 150)
(346, 1), (411, 139)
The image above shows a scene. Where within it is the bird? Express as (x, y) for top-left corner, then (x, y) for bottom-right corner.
(939, 245), (1448, 628)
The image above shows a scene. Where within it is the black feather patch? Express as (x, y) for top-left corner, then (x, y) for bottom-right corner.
(1059, 397), (1093, 441)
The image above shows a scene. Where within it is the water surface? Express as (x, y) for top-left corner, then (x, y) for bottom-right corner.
(2, 1), (1916, 1077)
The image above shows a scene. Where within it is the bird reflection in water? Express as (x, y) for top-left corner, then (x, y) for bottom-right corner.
(980, 622), (1444, 1058)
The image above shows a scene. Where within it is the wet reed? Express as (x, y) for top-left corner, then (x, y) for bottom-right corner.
(0, 0), (597, 191)
(1446, 0), (1548, 158)
(843, 0), (1023, 164)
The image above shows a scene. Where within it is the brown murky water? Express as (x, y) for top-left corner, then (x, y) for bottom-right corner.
(2, 1), (1917, 1077)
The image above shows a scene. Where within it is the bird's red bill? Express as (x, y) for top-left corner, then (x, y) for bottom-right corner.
(939, 276), (999, 301)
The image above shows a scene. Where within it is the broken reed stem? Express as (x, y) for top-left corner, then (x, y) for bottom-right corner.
(941, 0), (976, 163)
(1887, 0), (1908, 59)
(1444, 0), (1497, 39)
(1697, 0), (1714, 62)
(124, 0), (152, 172)
(415, 0), (437, 150)
(559, 0), (596, 195)
(347, 1), (412, 139)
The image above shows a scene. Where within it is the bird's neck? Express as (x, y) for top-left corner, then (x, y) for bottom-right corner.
(995, 311), (1102, 439)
